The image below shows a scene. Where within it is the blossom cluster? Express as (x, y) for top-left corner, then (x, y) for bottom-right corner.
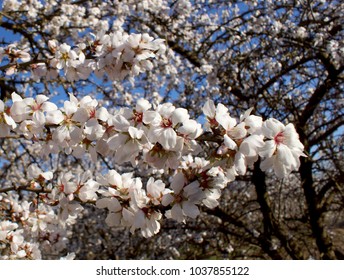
(1, 93), (305, 177)
(0, 220), (41, 260)
(0, 90), (306, 253)
(0, 31), (165, 82)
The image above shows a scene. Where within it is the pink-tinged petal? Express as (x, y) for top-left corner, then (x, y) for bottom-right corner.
(262, 118), (285, 139)
(224, 134), (237, 150)
(108, 198), (122, 212)
(127, 33), (141, 48)
(4, 114), (16, 129)
(170, 172), (186, 193)
(229, 122), (247, 139)
(41, 101), (57, 112)
(11, 92), (23, 102)
(10, 101), (28, 119)
(161, 193), (174, 206)
(143, 110), (158, 124)
(245, 115), (263, 134)
(90, 146), (98, 162)
(72, 145), (85, 158)
(112, 114), (130, 132)
(182, 201), (200, 219)
(68, 93), (79, 104)
(42, 171), (53, 180)
(33, 111), (45, 125)
(79, 96), (97, 107)
(216, 103), (228, 116)
(217, 113), (236, 131)
(64, 100), (78, 116)
(105, 212), (122, 227)
(202, 99), (216, 119)
(70, 126), (83, 143)
(19, 52), (31, 63)
(122, 207), (134, 224)
(259, 140), (276, 158)
(171, 204), (184, 222)
(172, 108), (189, 125)
(46, 110), (64, 124)
(96, 107), (109, 122)
(133, 210), (146, 229)
(136, 99), (151, 112)
(277, 144), (297, 167)
(23, 97), (34, 107)
(72, 107), (89, 123)
(240, 135), (264, 157)
(240, 107), (254, 122)
(107, 170), (123, 188)
(53, 125), (68, 143)
(184, 181), (200, 196)
(115, 140), (139, 163)
(150, 179), (166, 197)
(235, 152), (246, 175)
(96, 199), (111, 212)
(108, 133), (127, 151)
(146, 177), (156, 195)
(128, 126), (144, 139)
(177, 120), (193, 135)
(260, 156), (274, 172)
(202, 99), (216, 118)
(84, 119), (105, 141)
(273, 157), (287, 178)
(158, 103), (175, 118)
(36, 95), (49, 104)
(160, 128), (176, 150)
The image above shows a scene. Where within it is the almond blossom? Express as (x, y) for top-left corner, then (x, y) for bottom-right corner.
(0, 99), (16, 137)
(259, 118), (306, 178)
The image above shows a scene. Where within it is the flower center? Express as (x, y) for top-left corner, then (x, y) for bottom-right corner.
(133, 111), (143, 123)
(209, 117), (218, 127)
(31, 102), (42, 112)
(89, 108), (96, 118)
(161, 118), (172, 128)
(274, 132), (284, 145)
(61, 52), (70, 61)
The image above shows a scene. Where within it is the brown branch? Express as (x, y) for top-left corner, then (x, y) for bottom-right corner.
(299, 154), (337, 259)
(0, 185), (51, 194)
(252, 160), (306, 259)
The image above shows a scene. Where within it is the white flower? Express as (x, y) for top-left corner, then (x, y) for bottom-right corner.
(259, 118), (305, 178)
(122, 98), (158, 127)
(162, 173), (201, 223)
(145, 139), (183, 169)
(97, 170), (134, 200)
(0, 99), (16, 137)
(146, 177), (171, 205)
(177, 119), (203, 153)
(202, 99), (227, 129)
(0, 221), (18, 241)
(11, 92), (57, 124)
(240, 107), (263, 135)
(55, 172), (77, 196)
(52, 43), (79, 70)
(2, 44), (31, 63)
(68, 170), (99, 202)
(18, 119), (43, 139)
(27, 164), (53, 181)
(149, 103), (189, 150)
(84, 118), (105, 141)
(108, 126), (147, 164)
